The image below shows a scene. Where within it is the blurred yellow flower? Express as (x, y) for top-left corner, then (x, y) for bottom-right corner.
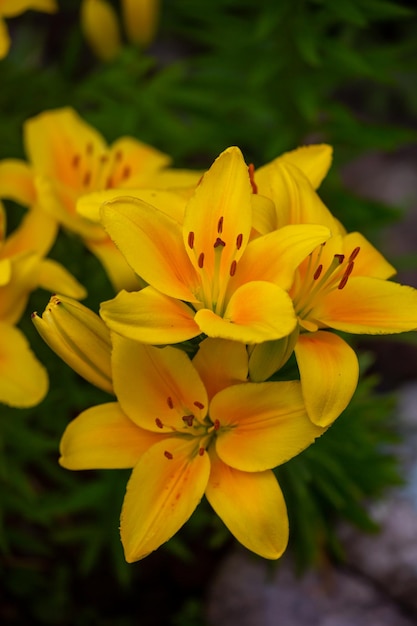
(0, 107), (198, 292)
(121, 0), (160, 48)
(0, 202), (85, 407)
(81, 0), (121, 62)
(59, 336), (324, 562)
(0, 0), (57, 59)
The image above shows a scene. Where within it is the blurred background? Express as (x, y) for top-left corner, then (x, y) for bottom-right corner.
(1, 1), (417, 624)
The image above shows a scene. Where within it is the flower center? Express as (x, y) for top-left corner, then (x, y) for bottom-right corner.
(292, 243), (360, 330)
(70, 142), (132, 194)
(187, 215), (244, 316)
(155, 396), (221, 460)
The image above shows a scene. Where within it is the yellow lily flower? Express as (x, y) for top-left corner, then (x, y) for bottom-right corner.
(100, 146), (330, 344)
(81, 0), (121, 62)
(251, 230), (417, 427)
(0, 0), (57, 59)
(60, 336), (324, 562)
(0, 107), (199, 291)
(0, 202), (85, 407)
(32, 294), (113, 395)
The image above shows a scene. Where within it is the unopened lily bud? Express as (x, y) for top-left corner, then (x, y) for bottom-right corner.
(81, 0), (121, 62)
(32, 295), (113, 394)
(121, 0), (160, 48)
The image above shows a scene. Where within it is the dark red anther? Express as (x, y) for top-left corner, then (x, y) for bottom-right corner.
(248, 163), (258, 194)
(214, 237), (226, 248)
(214, 419), (220, 431)
(100, 154), (109, 164)
(105, 176), (113, 189)
(72, 154), (80, 169)
(182, 415), (194, 427)
(230, 260), (237, 276)
(121, 165), (131, 180)
(114, 149), (123, 162)
(164, 450), (173, 460)
(83, 171), (91, 187)
(194, 401), (204, 410)
(188, 232), (195, 249)
(313, 264), (323, 280)
(155, 418), (164, 429)
(198, 447), (205, 456)
(217, 216), (224, 234)
(334, 254), (345, 264)
(338, 261), (354, 290)
(236, 233), (243, 250)
(349, 246), (360, 261)
(86, 142), (94, 155)
(167, 396), (174, 409)
(198, 252), (205, 268)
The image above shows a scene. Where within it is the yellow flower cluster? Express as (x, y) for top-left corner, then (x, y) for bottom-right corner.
(4, 107), (417, 562)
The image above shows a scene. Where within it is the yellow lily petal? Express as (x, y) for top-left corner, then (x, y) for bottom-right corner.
(230, 224), (330, 291)
(183, 147), (252, 279)
(101, 197), (198, 302)
(59, 402), (162, 469)
(121, 438), (210, 562)
(342, 232), (396, 279)
(279, 144), (333, 189)
(0, 18), (10, 59)
(32, 295), (113, 394)
(0, 258), (11, 285)
(2, 206), (58, 258)
(145, 168), (202, 189)
(213, 381), (324, 471)
(0, 252), (40, 324)
(0, 323), (48, 407)
(34, 175), (104, 240)
(294, 331), (359, 427)
(192, 338), (248, 400)
(121, 0), (160, 48)
(0, 160), (37, 206)
(24, 107), (106, 182)
(109, 137), (171, 185)
(195, 281), (296, 344)
(256, 160), (341, 232)
(206, 452), (289, 559)
(37, 258), (87, 299)
(111, 335), (208, 431)
(100, 287), (201, 344)
(317, 277), (417, 334)
(80, 0), (121, 62)
(78, 187), (191, 225)
(85, 236), (141, 293)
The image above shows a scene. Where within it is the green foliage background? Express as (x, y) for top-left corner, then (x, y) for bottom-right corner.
(1, 0), (417, 624)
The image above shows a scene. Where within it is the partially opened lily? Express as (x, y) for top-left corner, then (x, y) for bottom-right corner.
(250, 230), (417, 427)
(100, 146), (330, 344)
(32, 294), (113, 394)
(60, 336), (324, 562)
(0, 0), (57, 58)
